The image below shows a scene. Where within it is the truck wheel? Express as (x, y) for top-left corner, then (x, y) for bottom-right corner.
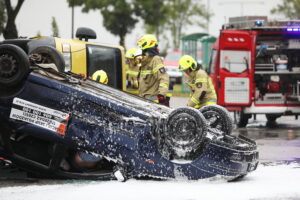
(0, 44), (30, 88)
(234, 111), (251, 128)
(266, 114), (281, 122)
(163, 107), (208, 160)
(29, 46), (65, 72)
(199, 105), (233, 135)
(266, 114), (281, 127)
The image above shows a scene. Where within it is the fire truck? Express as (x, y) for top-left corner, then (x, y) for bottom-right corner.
(208, 16), (300, 127)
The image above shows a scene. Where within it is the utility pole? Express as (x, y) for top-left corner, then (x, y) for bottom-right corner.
(219, 1), (264, 16)
(207, 0), (210, 34)
(71, 0), (74, 38)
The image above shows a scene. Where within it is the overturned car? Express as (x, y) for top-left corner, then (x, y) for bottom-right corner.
(0, 44), (258, 181)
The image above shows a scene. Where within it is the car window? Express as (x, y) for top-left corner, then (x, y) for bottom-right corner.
(87, 45), (122, 89)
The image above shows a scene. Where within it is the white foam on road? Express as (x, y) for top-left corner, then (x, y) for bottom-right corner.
(0, 163), (299, 200)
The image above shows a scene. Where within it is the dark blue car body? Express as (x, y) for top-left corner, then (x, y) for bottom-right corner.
(0, 69), (258, 181)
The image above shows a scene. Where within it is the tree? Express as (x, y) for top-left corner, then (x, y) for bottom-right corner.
(67, 0), (138, 47)
(36, 30), (41, 37)
(166, 0), (209, 50)
(0, 0), (6, 36)
(51, 16), (60, 37)
(3, 0), (25, 39)
(134, 0), (169, 40)
(271, 0), (300, 19)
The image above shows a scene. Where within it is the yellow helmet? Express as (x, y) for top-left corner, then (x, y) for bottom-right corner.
(125, 48), (137, 59)
(92, 70), (108, 84)
(137, 34), (158, 50)
(178, 55), (197, 71)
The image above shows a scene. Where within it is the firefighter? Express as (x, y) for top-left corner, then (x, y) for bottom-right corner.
(178, 55), (217, 108)
(137, 34), (170, 106)
(91, 70), (108, 84)
(125, 48), (139, 93)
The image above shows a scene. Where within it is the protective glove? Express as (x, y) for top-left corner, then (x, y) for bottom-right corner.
(157, 94), (169, 107)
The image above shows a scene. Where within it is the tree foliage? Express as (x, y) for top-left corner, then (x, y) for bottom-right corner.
(36, 30), (41, 37)
(67, 0), (138, 47)
(271, 0), (300, 19)
(67, 0), (210, 50)
(167, 0), (209, 50)
(51, 16), (60, 37)
(134, 0), (169, 40)
(134, 0), (210, 50)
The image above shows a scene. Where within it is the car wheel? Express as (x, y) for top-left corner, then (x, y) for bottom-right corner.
(0, 44), (30, 88)
(29, 46), (65, 72)
(163, 107), (208, 160)
(199, 105), (233, 135)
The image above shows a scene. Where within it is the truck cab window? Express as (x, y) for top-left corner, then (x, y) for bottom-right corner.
(208, 50), (217, 74)
(220, 50), (251, 73)
(87, 45), (122, 89)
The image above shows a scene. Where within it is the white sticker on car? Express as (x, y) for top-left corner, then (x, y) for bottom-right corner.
(9, 98), (69, 135)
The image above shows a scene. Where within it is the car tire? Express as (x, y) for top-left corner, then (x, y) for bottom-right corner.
(0, 44), (30, 88)
(29, 46), (65, 72)
(163, 107), (208, 160)
(199, 105), (233, 135)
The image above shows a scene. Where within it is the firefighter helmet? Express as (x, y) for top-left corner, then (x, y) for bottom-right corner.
(137, 34), (158, 50)
(125, 48), (137, 59)
(178, 55), (197, 71)
(92, 70), (108, 84)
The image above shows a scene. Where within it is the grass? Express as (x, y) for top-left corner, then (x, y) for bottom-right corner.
(171, 84), (190, 97)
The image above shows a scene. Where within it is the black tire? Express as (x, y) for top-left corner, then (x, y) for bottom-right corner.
(234, 111), (251, 128)
(199, 105), (233, 135)
(0, 44), (30, 88)
(266, 114), (281, 122)
(266, 114), (281, 127)
(162, 107), (208, 160)
(29, 46), (65, 72)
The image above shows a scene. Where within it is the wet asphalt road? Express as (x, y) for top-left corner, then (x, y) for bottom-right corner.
(171, 97), (300, 163)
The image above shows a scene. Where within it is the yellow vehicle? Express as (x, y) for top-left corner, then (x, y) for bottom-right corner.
(1, 27), (126, 90)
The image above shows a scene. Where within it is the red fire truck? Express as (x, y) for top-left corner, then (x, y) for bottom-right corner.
(208, 16), (300, 127)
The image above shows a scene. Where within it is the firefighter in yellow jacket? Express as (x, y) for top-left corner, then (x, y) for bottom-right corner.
(125, 48), (139, 93)
(137, 34), (170, 106)
(178, 55), (217, 108)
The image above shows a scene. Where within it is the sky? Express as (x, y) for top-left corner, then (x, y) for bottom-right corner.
(0, 163), (300, 200)
(11, 0), (284, 50)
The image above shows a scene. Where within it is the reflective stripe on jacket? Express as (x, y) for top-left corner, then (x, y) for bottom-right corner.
(126, 63), (140, 89)
(186, 69), (217, 108)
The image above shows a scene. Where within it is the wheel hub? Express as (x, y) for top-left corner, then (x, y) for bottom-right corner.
(167, 113), (203, 152)
(203, 111), (223, 130)
(0, 54), (17, 78)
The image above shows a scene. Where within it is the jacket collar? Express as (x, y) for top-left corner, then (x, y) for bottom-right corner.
(188, 70), (197, 80)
